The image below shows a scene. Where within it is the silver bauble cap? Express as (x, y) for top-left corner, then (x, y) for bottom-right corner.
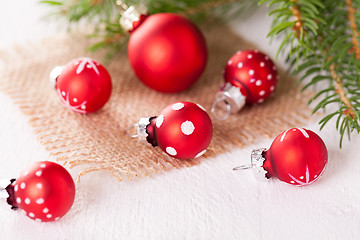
(211, 82), (246, 120)
(119, 5), (147, 32)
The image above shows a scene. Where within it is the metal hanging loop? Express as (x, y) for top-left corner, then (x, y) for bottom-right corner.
(211, 95), (231, 121)
(115, 0), (129, 14)
(126, 124), (139, 138)
(233, 164), (253, 171)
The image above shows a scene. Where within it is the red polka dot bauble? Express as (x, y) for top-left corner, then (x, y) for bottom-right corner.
(234, 128), (328, 186)
(121, 6), (207, 93)
(212, 50), (277, 120)
(50, 57), (112, 114)
(4, 161), (75, 222)
(130, 102), (213, 160)
(155, 102), (213, 159)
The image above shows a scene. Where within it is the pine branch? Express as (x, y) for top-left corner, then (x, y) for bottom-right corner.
(41, 0), (254, 58)
(176, 0), (241, 16)
(346, 0), (360, 59)
(330, 62), (355, 119)
(290, 0), (304, 39)
(262, 0), (360, 147)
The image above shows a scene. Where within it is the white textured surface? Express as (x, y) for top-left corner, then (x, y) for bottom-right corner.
(1, 2), (360, 240)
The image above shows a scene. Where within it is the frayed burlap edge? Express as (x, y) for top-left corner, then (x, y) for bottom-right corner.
(0, 25), (313, 182)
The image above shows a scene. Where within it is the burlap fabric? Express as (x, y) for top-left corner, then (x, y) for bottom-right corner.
(0, 24), (312, 181)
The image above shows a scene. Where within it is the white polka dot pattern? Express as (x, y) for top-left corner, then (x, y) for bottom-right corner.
(223, 50), (278, 107)
(181, 121), (195, 135)
(171, 102), (185, 111)
(156, 115), (164, 128)
(166, 147), (177, 156)
(156, 102), (213, 160)
(35, 170), (42, 177)
(195, 150), (207, 158)
(36, 198), (44, 204)
(12, 161), (76, 222)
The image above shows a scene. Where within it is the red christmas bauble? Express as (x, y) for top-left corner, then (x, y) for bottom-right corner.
(133, 102), (213, 159)
(55, 57), (112, 113)
(262, 128), (328, 186)
(13, 161), (75, 222)
(128, 13), (208, 93)
(154, 102), (213, 159)
(224, 50), (277, 104)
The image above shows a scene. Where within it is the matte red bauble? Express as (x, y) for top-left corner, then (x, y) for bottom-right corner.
(212, 50), (277, 120)
(121, 6), (207, 93)
(129, 101), (213, 160)
(50, 57), (112, 114)
(234, 128), (328, 186)
(1, 161), (75, 222)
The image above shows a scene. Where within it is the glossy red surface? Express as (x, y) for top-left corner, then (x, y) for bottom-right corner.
(224, 50), (277, 104)
(263, 128), (328, 186)
(128, 13), (207, 93)
(154, 102), (213, 159)
(14, 161), (75, 222)
(56, 57), (112, 113)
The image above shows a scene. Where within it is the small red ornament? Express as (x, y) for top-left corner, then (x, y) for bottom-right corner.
(1, 161), (75, 222)
(212, 50), (278, 120)
(50, 57), (112, 114)
(129, 101), (213, 159)
(234, 128), (328, 186)
(119, 4), (207, 93)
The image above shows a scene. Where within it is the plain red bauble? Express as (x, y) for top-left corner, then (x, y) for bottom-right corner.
(128, 13), (208, 93)
(154, 102), (213, 159)
(56, 57), (112, 113)
(13, 161), (75, 222)
(224, 50), (277, 104)
(263, 128), (328, 186)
